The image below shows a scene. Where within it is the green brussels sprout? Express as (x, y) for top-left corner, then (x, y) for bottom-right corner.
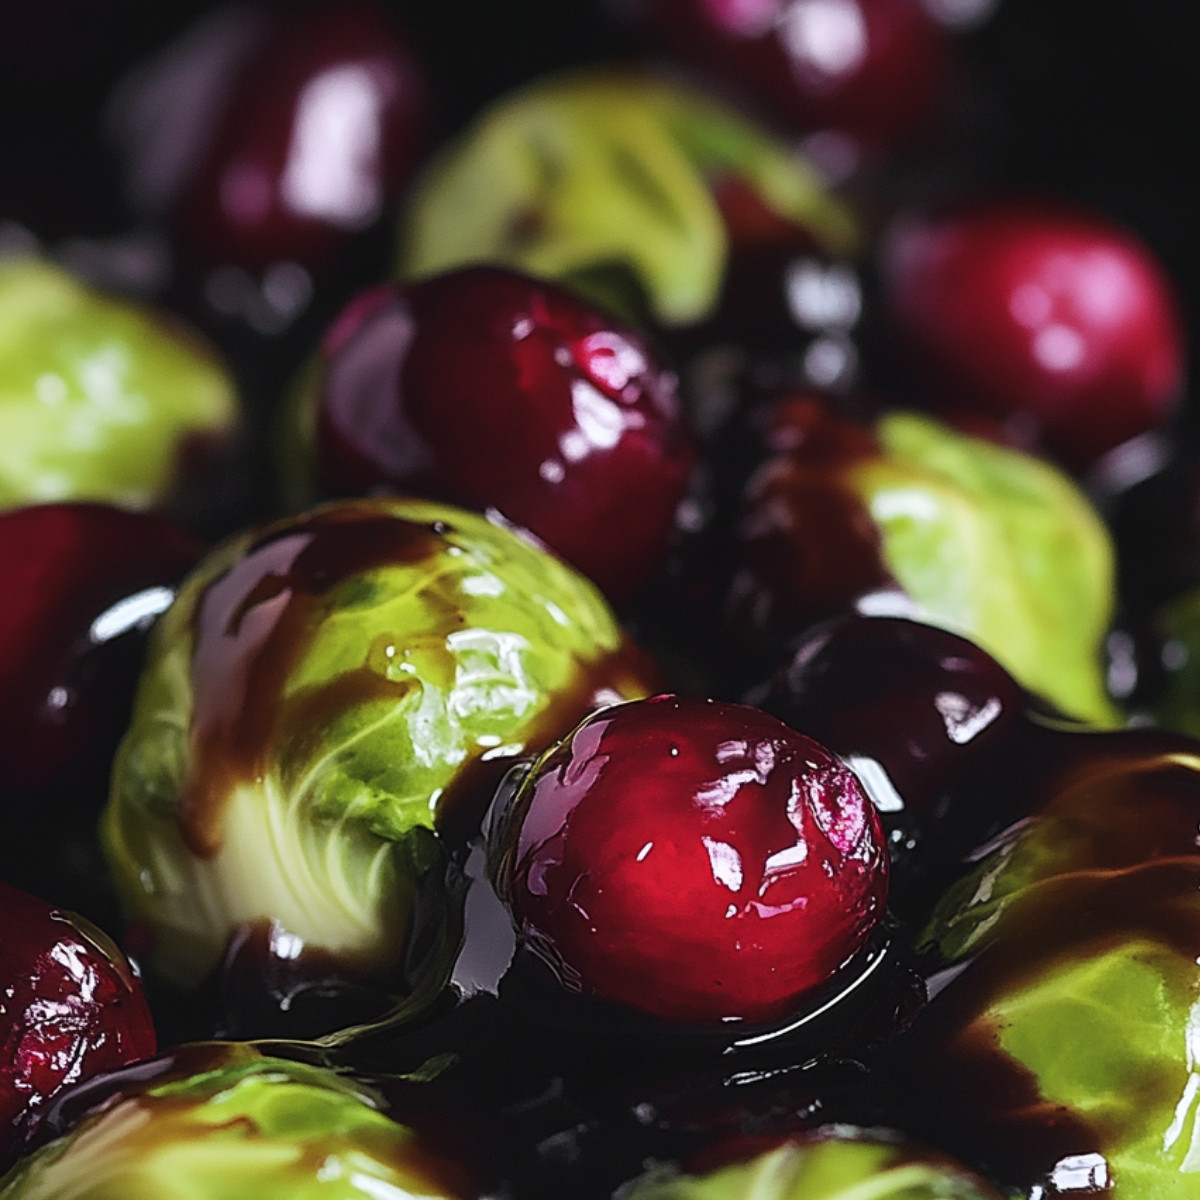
(861, 413), (1117, 724)
(0, 1043), (472, 1199)
(0, 255), (238, 512)
(102, 497), (655, 998)
(398, 68), (857, 327)
(915, 744), (1200, 1198)
(620, 1129), (1003, 1200)
(735, 403), (1118, 725)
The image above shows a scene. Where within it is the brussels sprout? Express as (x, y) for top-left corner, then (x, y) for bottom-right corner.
(859, 413), (1117, 724)
(0, 1043), (472, 1199)
(620, 1129), (1003, 1199)
(735, 403), (1118, 725)
(0, 256), (238, 511)
(398, 68), (857, 327)
(915, 744), (1200, 1198)
(102, 497), (655, 998)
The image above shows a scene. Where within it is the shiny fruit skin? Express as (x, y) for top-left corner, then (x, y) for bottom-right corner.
(0, 883), (156, 1162)
(491, 694), (889, 1026)
(880, 198), (1186, 471)
(0, 503), (200, 795)
(310, 267), (696, 602)
(761, 615), (1027, 822)
(173, 0), (429, 274)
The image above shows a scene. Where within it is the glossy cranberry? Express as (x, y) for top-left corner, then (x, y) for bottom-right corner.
(124, 0), (429, 275)
(879, 198), (1186, 472)
(761, 615), (1027, 821)
(309, 267), (696, 602)
(0, 504), (200, 795)
(490, 694), (889, 1026)
(621, 0), (951, 154)
(0, 882), (156, 1161)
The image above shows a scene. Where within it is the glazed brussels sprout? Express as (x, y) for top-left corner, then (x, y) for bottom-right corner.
(0, 1043), (473, 1199)
(398, 67), (857, 327)
(731, 400), (1118, 724)
(0, 256), (238, 513)
(911, 742), (1200, 1197)
(620, 1129), (1003, 1199)
(102, 497), (655, 1000)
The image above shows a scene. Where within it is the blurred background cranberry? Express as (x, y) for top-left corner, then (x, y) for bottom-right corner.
(613, 0), (957, 167)
(877, 197), (1186, 474)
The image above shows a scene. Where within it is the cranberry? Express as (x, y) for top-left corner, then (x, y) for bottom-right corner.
(119, 0), (429, 277)
(761, 615), (1027, 822)
(621, 0), (952, 156)
(0, 882), (156, 1162)
(307, 267), (696, 602)
(490, 694), (889, 1026)
(879, 197), (1186, 472)
(0, 503), (200, 795)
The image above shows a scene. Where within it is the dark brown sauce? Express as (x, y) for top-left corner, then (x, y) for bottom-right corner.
(28, 1039), (477, 1198)
(433, 631), (664, 845)
(902, 735), (1200, 1193)
(182, 503), (446, 855)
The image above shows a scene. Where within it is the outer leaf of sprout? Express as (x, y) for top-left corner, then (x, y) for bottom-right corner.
(0, 1048), (465, 1200)
(399, 68), (857, 327)
(619, 1131), (1002, 1199)
(851, 413), (1118, 725)
(920, 754), (1200, 1199)
(0, 256), (237, 510)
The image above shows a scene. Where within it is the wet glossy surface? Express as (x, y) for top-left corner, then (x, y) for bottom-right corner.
(726, 392), (892, 633)
(759, 615), (1030, 912)
(180, 499), (659, 856)
(184, 503), (441, 856)
(880, 198), (1187, 471)
(5, 1040), (477, 1198)
(489, 694), (890, 1025)
(894, 742), (1200, 1195)
(0, 504), (199, 797)
(309, 267), (696, 602)
(0, 883), (156, 1165)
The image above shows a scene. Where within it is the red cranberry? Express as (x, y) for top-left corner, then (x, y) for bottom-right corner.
(0, 504), (200, 795)
(123, 0), (429, 276)
(490, 694), (889, 1026)
(0, 882), (156, 1161)
(879, 198), (1186, 472)
(308, 267), (696, 602)
(622, 0), (951, 155)
(762, 615), (1027, 820)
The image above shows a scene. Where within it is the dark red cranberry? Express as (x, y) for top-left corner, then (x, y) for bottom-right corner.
(761, 615), (1027, 821)
(489, 694), (889, 1026)
(0, 882), (156, 1162)
(308, 267), (696, 602)
(0, 504), (200, 795)
(621, 0), (952, 155)
(879, 198), (1186, 472)
(119, 0), (429, 277)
